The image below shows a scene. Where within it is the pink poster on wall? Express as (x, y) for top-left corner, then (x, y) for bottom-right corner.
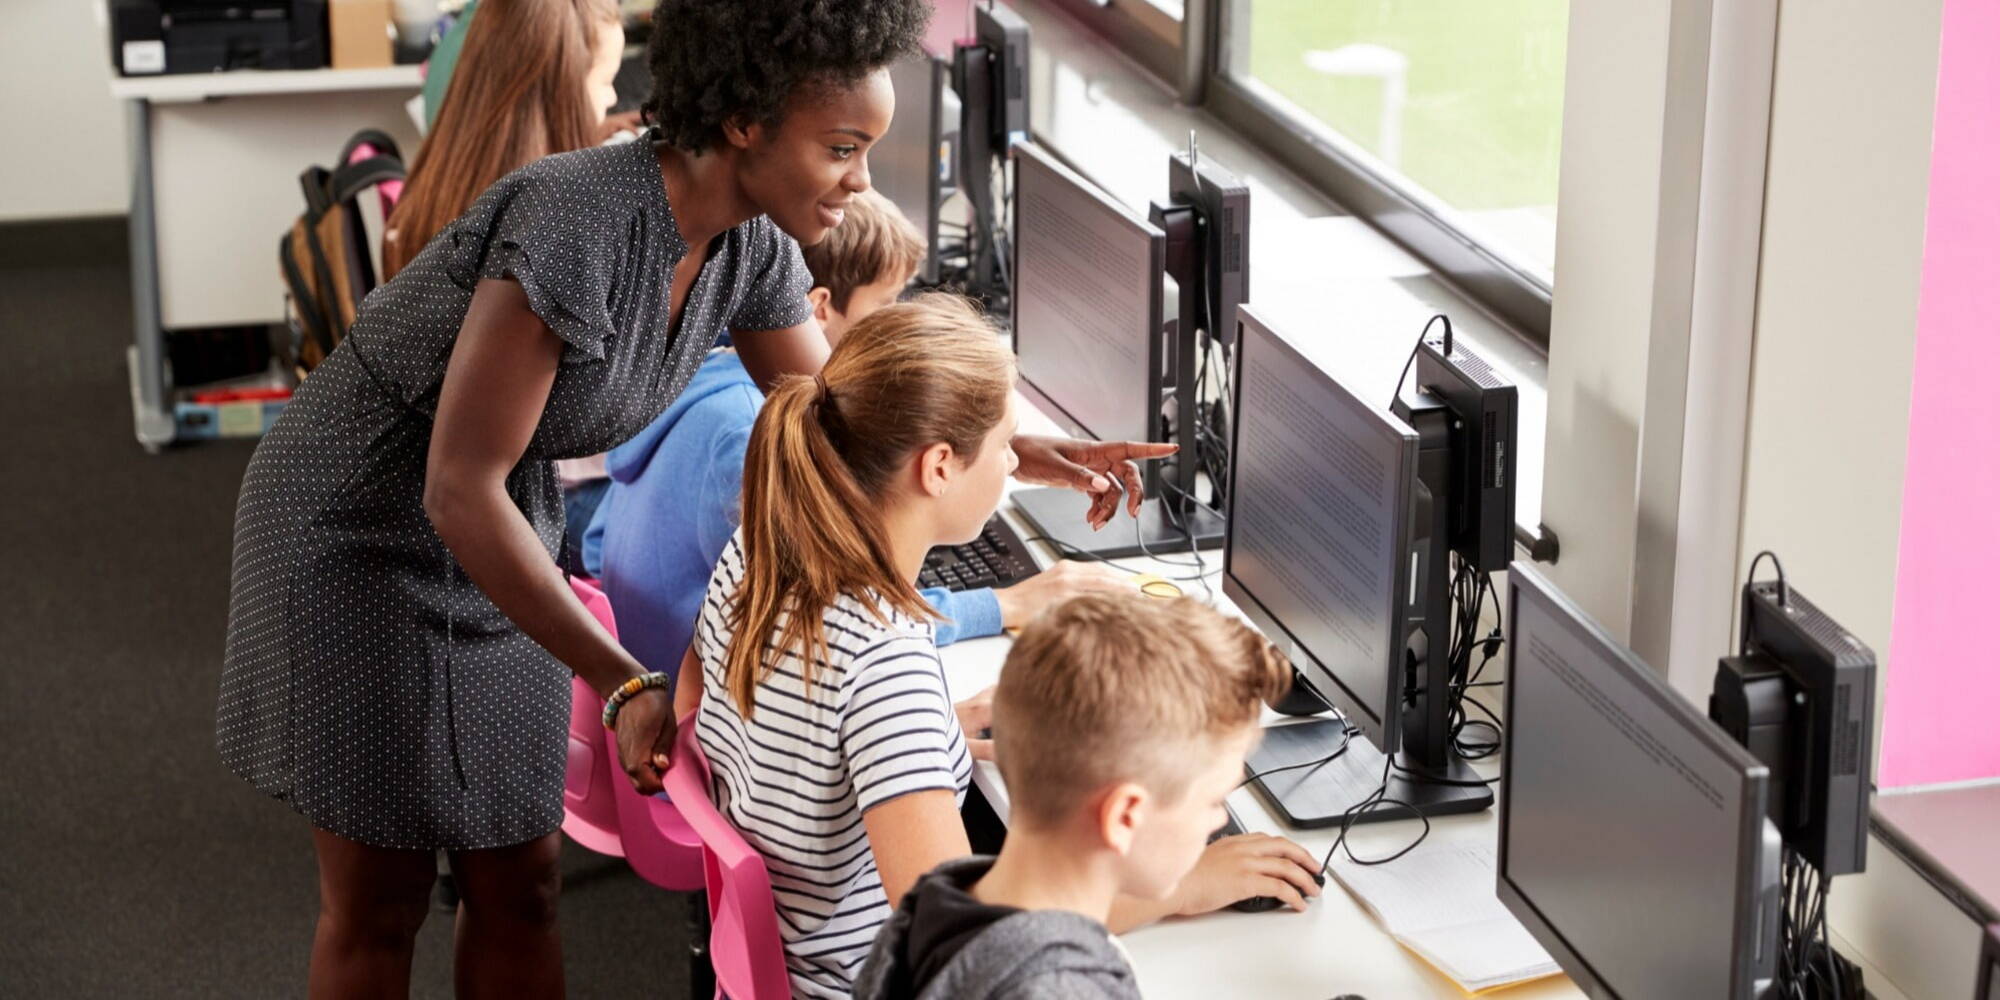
(1878, 0), (2000, 789)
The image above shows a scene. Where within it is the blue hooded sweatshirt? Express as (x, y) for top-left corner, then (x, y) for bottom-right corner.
(585, 350), (1003, 680)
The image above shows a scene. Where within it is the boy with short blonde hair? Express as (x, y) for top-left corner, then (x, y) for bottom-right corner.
(855, 594), (1322, 999)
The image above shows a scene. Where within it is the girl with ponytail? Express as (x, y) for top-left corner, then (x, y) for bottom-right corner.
(676, 295), (1315, 1000)
(678, 294), (1017, 998)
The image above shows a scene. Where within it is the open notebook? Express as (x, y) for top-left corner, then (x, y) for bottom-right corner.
(1330, 840), (1562, 993)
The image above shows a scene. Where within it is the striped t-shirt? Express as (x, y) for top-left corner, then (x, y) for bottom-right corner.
(694, 532), (972, 999)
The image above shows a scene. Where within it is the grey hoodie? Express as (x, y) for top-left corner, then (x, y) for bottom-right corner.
(853, 856), (1144, 1000)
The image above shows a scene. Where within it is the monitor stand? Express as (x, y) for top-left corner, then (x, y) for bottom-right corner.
(1011, 485), (1224, 561)
(1244, 718), (1492, 829)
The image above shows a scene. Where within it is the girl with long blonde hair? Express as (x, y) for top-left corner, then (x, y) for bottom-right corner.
(676, 295), (1313, 999)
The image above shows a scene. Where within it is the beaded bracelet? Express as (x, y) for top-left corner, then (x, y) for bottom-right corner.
(602, 671), (672, 730)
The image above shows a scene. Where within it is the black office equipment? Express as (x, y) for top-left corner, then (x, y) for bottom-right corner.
(1228, 306), (1487, 827)
(1409, 332), (1517, 574)
(917, 515), (1037, 594)
(1381, 330), (1517, 812)
(1707, 555), (1874, 999)
(950, 1), (1029, 313)
(111, 0), (330, 76)
(1149, 145), (1251, 523)
(1502, 563), (1782, 1000)
(1710, 566), (1876, 878)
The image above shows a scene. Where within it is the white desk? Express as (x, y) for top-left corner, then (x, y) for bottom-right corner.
(113, 66), (423, 450)
(938, 398), (1583, 1000)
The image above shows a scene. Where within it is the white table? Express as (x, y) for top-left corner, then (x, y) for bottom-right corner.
(111, 66), (424, 450)
(936, 397), (1584, 1000)
(950, 393), (1913, 999)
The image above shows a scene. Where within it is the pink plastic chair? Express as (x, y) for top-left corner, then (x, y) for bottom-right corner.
(561, 577), (625, 856)
(604, 716), (705, 891)
(664, 715), (794, 1000)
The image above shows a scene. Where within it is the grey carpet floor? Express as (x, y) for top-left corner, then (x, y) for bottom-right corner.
(0, 225), (694, 998)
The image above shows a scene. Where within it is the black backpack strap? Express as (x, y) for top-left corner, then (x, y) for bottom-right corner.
(279, 232), (336, 361)
(327, 155), (406, 205)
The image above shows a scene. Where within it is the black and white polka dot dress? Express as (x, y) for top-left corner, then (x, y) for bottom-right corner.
(216, 135), (812, 850)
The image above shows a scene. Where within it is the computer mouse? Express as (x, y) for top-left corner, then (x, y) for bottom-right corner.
(1229, 894), (1286, 913)
(1131, 573), (1181, 599)
(1228, 869), (1325, 912)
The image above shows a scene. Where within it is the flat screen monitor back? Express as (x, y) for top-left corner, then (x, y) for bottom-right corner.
(877, 52), (950, 283)
(1223, 305), (1415, 752)
(1502, 564), (1779, 1000)
(1010, 141), (1161, 447)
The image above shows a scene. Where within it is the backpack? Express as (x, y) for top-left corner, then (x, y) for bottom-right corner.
(279, 129), (405, 376)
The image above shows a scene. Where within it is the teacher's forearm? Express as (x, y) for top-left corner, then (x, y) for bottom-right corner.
(425, 479), (643, 699)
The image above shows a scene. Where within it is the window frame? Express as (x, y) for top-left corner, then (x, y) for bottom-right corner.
(1039, 0), (1193, 99)
(1035, 0), (1558, 350)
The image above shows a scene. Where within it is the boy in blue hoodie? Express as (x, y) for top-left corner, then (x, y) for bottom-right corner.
(585, 190), (1126, 682)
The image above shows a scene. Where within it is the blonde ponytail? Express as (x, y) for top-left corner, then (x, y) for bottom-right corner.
(725, 294), (1014, 715)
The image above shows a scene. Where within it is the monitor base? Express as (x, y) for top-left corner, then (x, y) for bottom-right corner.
(1245, 719), (1493, 829)
(1011, 486), (1223, 560)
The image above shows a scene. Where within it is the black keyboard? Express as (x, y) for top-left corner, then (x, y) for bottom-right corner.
(918, 516), (1038, 593)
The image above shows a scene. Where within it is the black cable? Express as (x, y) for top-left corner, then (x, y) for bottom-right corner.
(1389, 314), (1451, 410)
(1236, 721), (1355, 791)
(1318, 754), (1432, 872)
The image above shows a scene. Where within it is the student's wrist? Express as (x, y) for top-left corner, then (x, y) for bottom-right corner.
(992, 582), (1027, 627)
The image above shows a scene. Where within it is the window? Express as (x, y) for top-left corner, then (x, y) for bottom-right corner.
(1211, 0), (1569, 342)
(1036, 0), (1570, 347)
(1044, 0), (1188, 91)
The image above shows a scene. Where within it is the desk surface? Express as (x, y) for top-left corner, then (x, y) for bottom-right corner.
(109, 65), (423, 104)
(935, 397), (1582, 1000)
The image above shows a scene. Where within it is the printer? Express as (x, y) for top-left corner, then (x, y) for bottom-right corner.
(110, 1), (329, 76)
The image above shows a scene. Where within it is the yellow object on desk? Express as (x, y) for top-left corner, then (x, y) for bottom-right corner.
(1132, 573), (1182, 599)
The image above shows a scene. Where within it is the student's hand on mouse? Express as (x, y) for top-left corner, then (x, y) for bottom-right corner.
(1172, 833), (1324, 915)
(613, 687), (676, 793)
(993, 561), (1136, 626)
(1008, 435), (1178, 529)
(954, 686), (997, 761)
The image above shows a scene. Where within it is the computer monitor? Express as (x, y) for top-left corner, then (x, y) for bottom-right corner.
(1224, 305), (1415, 755)
(877, 51), (958, 285)
(1010, 141), (1217, 560)
(1009, 141), (1160, 450)
(1502, 563), (1782, 1000)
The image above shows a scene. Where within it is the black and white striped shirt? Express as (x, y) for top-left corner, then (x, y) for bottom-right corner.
(694, 533), (972, 999)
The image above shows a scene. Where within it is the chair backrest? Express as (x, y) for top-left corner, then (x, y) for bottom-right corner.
(664, 716), (794, 1000)
(560, 577), (624, 857)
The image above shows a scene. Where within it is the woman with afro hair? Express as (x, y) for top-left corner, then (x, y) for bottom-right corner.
(215, 0), (1173, 995)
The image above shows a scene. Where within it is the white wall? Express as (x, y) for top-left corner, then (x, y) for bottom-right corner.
(1537, 0), (1678, 642)
(0, 0), (129, 221)
(1736, 0), (1938, 766)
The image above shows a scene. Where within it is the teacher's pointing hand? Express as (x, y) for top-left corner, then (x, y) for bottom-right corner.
(1010, 434), (1179, 530)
